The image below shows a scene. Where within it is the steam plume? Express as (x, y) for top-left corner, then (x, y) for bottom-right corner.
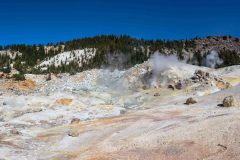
(204, 50), (223, 68)
(150, 51), (183, 87)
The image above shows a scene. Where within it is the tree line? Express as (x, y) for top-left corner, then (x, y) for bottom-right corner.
(0, 35), (239, 74)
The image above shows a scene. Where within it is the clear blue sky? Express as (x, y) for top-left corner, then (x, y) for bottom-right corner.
(0, 0), (239, 45)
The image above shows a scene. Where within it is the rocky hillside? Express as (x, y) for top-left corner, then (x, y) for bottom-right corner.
(0, 35), (239, 74)
(195, 36), (240, 53)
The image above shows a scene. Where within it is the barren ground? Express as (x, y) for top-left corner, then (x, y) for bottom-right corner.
(0, 63), (239, 160)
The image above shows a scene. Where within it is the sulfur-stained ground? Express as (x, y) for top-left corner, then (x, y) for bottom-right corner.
(0, 64), (239, 160)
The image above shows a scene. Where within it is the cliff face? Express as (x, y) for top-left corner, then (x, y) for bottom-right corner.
(195, 36), (240, 54)
(182, 36), (240, 67)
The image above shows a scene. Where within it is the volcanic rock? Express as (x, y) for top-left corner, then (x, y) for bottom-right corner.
(68, 129), (79, 137)
(185, 97), (197, 105)
(223, 96), (236, 107)
(70, 118), (81, 124)
(175, 81), (183, 90)
(154, 93), (160, 96)
(10, 128), (20, 135)
(168, 84), (175, 90)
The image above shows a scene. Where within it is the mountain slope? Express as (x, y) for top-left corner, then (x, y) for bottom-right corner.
(0, 35), (240, 74)
(38, 48), (96, 70)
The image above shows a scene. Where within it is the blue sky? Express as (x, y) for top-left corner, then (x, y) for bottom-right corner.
(0, 0), (239, 45)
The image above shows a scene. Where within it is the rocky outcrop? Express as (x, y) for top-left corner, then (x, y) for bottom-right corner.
(191, 70), (210, 83)
(190, 70), (231, 90)
(195, 36), (240, 55)
(10, 128), (20, 135)
(70, 118), (81, 124)
(185, 97), (197, 105)
(223, 96), (237, 107)
(175, 81), (183, 90)
(168, 84), (175, 90)
(68, 129), (79, 137)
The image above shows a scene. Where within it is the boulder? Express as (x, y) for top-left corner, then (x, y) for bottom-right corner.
(142, 86), (147, 90)
(154, 93), (160, 96)
(70, 118), (81, 124)
(185, 97), (197, 105)
(68, 129), (79, 137)
(223, 96), (236, 107)
(168, 84), (175, 90)
(46, 73), (51, 81)
(175, 81), (183, 90)
(10, 128), (20, 135)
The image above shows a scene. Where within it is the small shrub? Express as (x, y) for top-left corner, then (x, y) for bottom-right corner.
(69, 70), (77, 75)
(12, 73), (26, 81)
(223, 36), (228, 40)
(1, 67), (11, 74)
(234, 38), (239, 42)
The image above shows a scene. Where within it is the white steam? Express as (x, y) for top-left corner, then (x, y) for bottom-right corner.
(204, 50), (223, 68)
(150, 51), (183, 87)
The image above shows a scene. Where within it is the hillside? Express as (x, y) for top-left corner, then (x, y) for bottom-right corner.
(37, 48), (96, 71)
(0, 35), (240, 74)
